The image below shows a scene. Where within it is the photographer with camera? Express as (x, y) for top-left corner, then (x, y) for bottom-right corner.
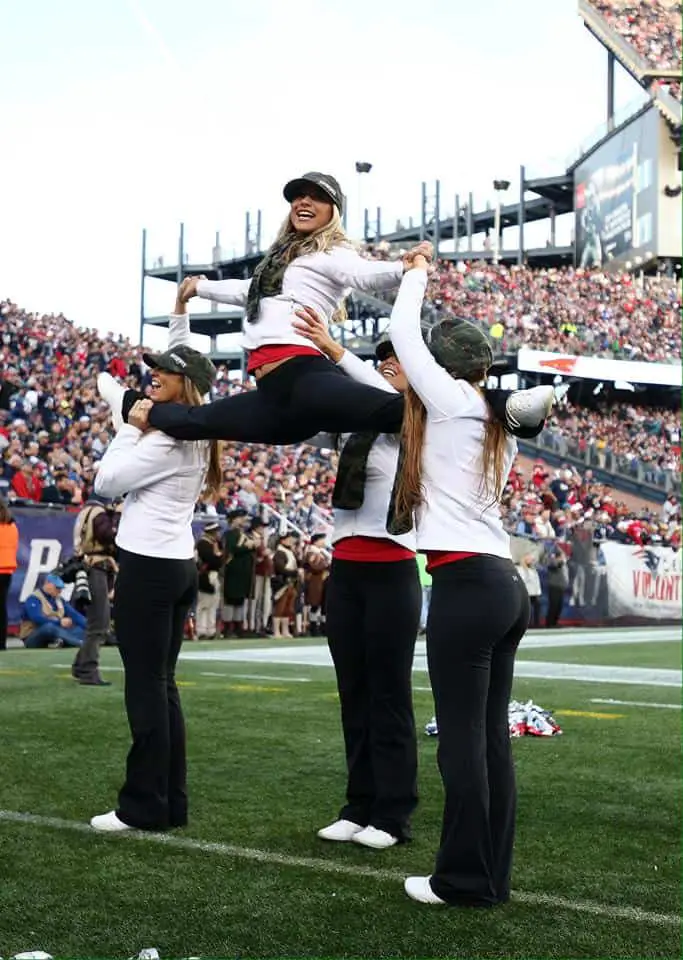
(70, 497), (121, 686)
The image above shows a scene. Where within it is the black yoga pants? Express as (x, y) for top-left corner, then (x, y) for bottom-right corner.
(325, 557), (421, 840)
(114, 548), (197, 830)
(140, 356), (541, 444)
(146, 355), (404, 442)
(425, 555), (529, 907)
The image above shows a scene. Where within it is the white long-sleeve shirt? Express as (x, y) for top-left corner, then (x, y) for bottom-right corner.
(94, 313), (209, 560)
(388, 270), (516, 558)
(197, 246), (403, 354)
(331, 352), (416, 551)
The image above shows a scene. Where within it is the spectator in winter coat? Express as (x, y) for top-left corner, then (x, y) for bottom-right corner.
(544, 547), (569, 628)
(515, 554), (542, 628)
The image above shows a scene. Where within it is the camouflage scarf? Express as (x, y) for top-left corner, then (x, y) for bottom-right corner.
(245, 241), (291, 324)
(333, 431), (414, 536)
(332, 431), (379, 510)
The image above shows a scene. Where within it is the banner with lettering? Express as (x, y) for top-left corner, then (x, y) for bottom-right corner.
(7, 509), (220, 626)
(601, 541), (682, 620)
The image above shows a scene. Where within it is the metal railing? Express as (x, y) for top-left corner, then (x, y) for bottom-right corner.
(526, 428), (678, 496)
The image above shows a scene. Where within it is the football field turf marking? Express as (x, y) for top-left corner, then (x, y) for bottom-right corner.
(0, 810), (679, 928)
(555, 709), (624, 720)
(591, 698), (682, 710)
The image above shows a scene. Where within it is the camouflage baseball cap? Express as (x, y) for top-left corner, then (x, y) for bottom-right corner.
(424, 318), (493, 379)
(142, 344), (216, 395)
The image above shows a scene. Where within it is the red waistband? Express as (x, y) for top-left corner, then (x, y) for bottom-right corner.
(333, 537), (415, 563)
(247, 344), (320, 374)
(425, 551), (479, 573)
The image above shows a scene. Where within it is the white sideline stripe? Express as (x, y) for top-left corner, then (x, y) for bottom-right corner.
(519, 634), (681, 650)
(182, 647), (682, 688)
(515, 661), (681, 688)
(200, 672), (312, 683)
(591, 698), (682, 710)
(51, 664), (124, 672)
(0, 810), (679, 928)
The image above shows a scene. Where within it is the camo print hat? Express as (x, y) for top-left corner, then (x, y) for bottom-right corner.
(424, 318), (494, 379)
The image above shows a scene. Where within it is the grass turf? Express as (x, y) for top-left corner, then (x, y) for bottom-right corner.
(0, 636), (680, 959)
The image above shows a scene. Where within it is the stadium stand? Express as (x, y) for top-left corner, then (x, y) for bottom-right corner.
(1, 291), (679, 541)
(587, 0), (682, 77)
(366, 253), (682, 363)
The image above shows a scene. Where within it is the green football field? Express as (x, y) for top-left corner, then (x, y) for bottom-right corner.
(0, 626), (680, 960)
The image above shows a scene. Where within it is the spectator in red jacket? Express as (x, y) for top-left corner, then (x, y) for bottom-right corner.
(11, 461), (42, 502)
(109, 355), (127, 379)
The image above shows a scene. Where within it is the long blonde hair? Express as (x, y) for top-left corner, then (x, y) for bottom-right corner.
(393, 375), (509, 529)
(271, 208), (350, 323)
(180, 378), (223, 499)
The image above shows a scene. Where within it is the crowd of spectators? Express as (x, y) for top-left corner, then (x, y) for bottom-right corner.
(587, 0), (682, 93)
(541, 398), (681, 490)
(366, 253), (682, 363)
(502, 460), (681, 550)
(1, 282), (680, 543)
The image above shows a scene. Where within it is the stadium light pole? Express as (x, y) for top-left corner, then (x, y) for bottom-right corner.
(355, 161), (373, 241)
(492, 179), (511, 265)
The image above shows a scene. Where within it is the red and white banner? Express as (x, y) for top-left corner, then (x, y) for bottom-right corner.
(601, 542), (682, 620)
(517, 349), (681, 387)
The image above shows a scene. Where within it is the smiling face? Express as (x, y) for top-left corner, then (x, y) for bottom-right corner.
(289, 186), (334, 234)
(378, 352), (408, 394)
(149, 367), (185, 403)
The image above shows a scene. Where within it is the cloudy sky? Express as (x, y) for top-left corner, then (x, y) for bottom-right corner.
(1, 0), (644, 348)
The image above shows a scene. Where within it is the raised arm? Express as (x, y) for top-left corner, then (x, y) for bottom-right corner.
(195, 276), (251, 307)
(319, 246), (404, 294)
(337, 350), (397, 394)
(317, 242), (434, 296)
(388, 267), (485, 419)
(94, 426), (186, 499)
(168, 287), (192, 349)
(291, 305), (397, 394)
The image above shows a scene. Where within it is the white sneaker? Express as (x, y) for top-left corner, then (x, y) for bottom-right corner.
(97, 372), (126, 432)
(351, 825), (398, 849)
(404, 875), (447, 905)
(505, 385), (555, 430)
(90, 810), (133, 833)
(317, 819), (364, 842)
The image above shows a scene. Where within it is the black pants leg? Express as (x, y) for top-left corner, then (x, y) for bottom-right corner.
(528, 595), (541, 629)
(325, 558), (420, 840)
(113, 549), (197, 830)
(0, 573), (10, 650)
(426, 556), (529, 906)
(546, 588), (564, 627)
(140, 356), (536, 444)
(145, 356), (404, 441)
(72, 567), (110, 679)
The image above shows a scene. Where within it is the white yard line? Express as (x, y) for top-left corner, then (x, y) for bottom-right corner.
(200, 672), (312, 682)
(0, 810), (678, 928)
(519, 634), (680, 650)
(591, 698), (682, 710)
(514, 661), (680, 688)
(180, 647), (682, 688)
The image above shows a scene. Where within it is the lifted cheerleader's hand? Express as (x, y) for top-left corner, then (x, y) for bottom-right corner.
(128, 399), (154, 432)
(404, 253), (430, 273)
(292, 306), (345, 363)
(178, 275), (206, 304)
(402, 241), (434, 271)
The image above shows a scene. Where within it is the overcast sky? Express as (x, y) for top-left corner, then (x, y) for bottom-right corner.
(1, 0), (645, 348)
